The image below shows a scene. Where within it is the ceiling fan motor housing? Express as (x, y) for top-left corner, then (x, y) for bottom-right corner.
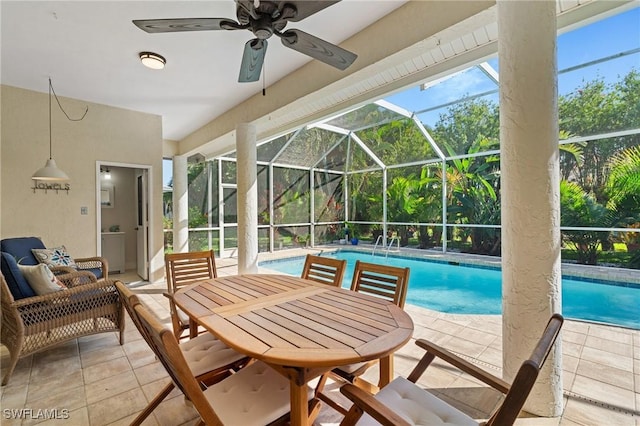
(237, 1), (287, 39)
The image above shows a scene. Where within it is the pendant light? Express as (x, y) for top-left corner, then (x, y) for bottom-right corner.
(32, 78), (87, 181)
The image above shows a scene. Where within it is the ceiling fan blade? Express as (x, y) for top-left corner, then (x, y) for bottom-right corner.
(279, 29), (356, 71)
(285, 1), (341, 22)
(133, 18), (238, 33)
(238, 39), (268, 83)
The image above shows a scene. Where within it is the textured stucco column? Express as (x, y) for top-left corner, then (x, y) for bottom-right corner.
(236, 123), (258, 274)
(499, 0), (563, 417)
(172, 154), (189, 253)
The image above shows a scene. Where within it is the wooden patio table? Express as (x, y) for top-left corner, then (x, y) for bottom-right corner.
(173, 273), (414, 426)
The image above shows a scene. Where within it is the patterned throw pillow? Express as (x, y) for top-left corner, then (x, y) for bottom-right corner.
(17, 264), (67, 295)
(32, 246), (77, 268)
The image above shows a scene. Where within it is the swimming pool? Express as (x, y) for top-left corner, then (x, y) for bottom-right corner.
(260, 250), (640, 330)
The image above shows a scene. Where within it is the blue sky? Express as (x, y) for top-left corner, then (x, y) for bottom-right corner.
(385, 6), (640, 126)
(164, 6), (639, 186)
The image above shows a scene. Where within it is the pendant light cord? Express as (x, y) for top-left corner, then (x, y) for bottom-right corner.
(48, 77), (88, 159)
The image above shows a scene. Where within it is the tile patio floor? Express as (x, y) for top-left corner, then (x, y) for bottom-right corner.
(1, 249), (639, 425)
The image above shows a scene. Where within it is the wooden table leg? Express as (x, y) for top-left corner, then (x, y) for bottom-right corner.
(290, 380), (309, 426)
(378, 354), (394, 388)
(189, 318), (198, 339)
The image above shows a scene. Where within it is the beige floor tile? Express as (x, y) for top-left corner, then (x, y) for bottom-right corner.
(575, 358), (635, 390)
(85, 370), (141, 405)
(149, 394), (199, 425)
(571, 375), (636, 413)
(26, 370), (84, 404)
(106, 411), (159, 426)
(562, 321), (591, 335)
(35, 407), (89, 426)
(82, 356), (132, 385)
(585, 335), (634, 357)
(562, 394), (636, 426)
(580, 346), (634, 372)
(588, 326), (634, 345)
(87, 387), (150, 425)
(122, 338), (157, 369)
(563, 329), (588, 346)
(21, 389), (87, 425)
(134, 360), (172, 386)
(563, 354), (580, 375)
(77, 332), (122, 355)
(80, 344), (126, 368)
(29, 354), (81, 384)
(563, 340), (584, 358)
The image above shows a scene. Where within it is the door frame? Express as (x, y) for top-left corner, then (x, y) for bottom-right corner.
(96, 161), (154, 280)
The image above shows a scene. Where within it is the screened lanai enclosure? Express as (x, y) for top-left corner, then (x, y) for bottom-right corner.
(165, 7), (640, 270)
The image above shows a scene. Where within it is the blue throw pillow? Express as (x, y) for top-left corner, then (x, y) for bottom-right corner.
(1, 252), (36, 299)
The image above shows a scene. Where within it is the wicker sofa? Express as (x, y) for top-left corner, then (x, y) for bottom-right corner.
(0, 270), (124, 385)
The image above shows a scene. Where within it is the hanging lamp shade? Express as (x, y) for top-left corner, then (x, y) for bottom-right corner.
(32, 158), (70, 181)
(32, 78), (85, 182)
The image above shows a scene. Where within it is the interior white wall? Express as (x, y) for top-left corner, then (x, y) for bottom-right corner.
(0, 84), (165, 282)
(99, 167), (138, 271)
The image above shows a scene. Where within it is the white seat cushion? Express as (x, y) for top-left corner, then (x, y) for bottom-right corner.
(180, 333), (245, 377)
(205, 360), (313, 426)
(356, 377), (478, 426)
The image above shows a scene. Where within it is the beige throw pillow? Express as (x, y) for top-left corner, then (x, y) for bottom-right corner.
(32, 246), (77, 268)
(18, 264), (67, 295)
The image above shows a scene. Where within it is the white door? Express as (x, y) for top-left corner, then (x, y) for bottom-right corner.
(135, 170), (149, 280)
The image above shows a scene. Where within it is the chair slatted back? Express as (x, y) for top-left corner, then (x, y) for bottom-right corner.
(165, 250), (217, 293)
(132, 302), (223, 425)
(165, 250), (218, 339)
(301, 255), (347, 287)
(115, 281), (151, 344)
(350, 261), (410, 308)
(487, 313), (564, 425)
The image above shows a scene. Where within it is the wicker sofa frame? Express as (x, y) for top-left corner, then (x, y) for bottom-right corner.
(0, 271), (124, 385)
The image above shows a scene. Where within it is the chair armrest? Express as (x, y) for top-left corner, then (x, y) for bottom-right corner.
(414, 339), (510, 394)
(50, 265), (78, 275)
(57, 270), (98, 288)
(340, 383), (411, 426)
(74, 256), (109, 278)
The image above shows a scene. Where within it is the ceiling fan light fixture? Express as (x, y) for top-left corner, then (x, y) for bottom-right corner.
(139, 51), (166, 69)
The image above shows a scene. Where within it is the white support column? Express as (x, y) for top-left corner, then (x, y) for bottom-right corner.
(499, 0), (563, 417)
(172, 155), (189, 253)
(236, 123), (258, 274)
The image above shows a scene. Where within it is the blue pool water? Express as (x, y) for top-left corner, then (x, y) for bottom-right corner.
(260, 250), (640, 330)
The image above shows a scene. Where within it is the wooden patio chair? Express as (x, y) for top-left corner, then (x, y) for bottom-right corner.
(130, 293), (315, 426)
(339, 313), (564, 426)
(165, 250), (217, 339)
(115, 281), (249, 425)
(316, 260), (410, 413)
(301, 254), (346, 287)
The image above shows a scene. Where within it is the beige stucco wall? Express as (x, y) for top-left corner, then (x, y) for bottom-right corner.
(0, 84), (165, 282)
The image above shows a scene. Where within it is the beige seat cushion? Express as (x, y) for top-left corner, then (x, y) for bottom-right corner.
(205, 360), (313, 426)
(356, 377), (478, 426)
(180, 332), (245, 377)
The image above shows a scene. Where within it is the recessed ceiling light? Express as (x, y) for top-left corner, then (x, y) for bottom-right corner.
(139, 52), (166, 70)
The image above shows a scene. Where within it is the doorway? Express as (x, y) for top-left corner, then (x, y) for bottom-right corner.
(96, 162), (152, 281)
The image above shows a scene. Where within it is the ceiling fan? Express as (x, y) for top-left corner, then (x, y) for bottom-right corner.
(133, 0), (358, 83)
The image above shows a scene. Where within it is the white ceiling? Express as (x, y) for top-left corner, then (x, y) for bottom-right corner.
(0, 0), (407, 141)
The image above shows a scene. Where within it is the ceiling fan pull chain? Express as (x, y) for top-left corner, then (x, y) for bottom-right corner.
(262, 61), (266, 96)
